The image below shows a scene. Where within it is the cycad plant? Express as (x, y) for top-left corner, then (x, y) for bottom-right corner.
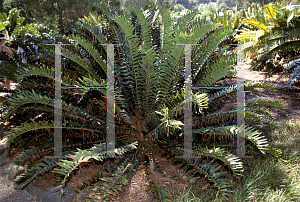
(235, 2), (300, 87)
(0, 8), (38, 41)
(1, 4), (285, 201)
(208, 7), (242, 30)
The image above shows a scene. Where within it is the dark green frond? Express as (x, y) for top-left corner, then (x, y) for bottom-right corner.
(173, 154), (232, 199)
(197, 54), (235, 87)
(14, 156), (69, 190)
(91, 150), (139, 201)
(12, 146), (39, 165)
(15, 65), (76, 86)
(68, 33), (107, 74)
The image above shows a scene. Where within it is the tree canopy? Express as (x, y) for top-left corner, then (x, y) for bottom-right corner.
(1, 0), (121, 34)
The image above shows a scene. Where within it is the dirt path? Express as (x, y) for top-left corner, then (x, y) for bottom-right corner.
(117, 164), (156, 202)
(243, 66), (300, 121)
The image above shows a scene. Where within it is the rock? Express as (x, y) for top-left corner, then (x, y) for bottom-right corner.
(75, 191), (85, 201)
(7, 164), (27, 181)
(0, 143), (6, 156)
(36, 186), (75, 202)
(25, 184), (44, 195)
(0, 154), (7, 166)
(1, 162), (15, 174)
(74, 187), (93, 201)
(0, 123), (6, 139)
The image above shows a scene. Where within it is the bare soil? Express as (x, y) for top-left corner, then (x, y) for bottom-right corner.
(243, 66), (300, 121)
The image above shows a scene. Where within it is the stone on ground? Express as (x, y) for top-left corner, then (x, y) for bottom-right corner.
(7, 163), (27, 181)
(26, 184), (44, 195)
(0, 154), (7, 166)
(1, 162), (15, 174)
(0, 140), (6, 156)
(36, 186), (75, 202)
